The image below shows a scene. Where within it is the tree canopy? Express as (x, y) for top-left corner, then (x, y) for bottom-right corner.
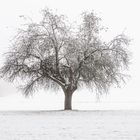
(0, 9), (130, 109)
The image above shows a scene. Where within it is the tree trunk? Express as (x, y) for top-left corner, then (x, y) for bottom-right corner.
(64, 91), (73, 110)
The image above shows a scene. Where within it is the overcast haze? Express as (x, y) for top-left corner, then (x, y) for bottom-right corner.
(0, 0), (139, 110)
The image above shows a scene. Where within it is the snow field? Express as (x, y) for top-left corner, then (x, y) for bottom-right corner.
(0, 110), (140, 140)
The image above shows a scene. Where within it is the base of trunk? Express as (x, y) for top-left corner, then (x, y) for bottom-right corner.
(64, 93), (72, 110)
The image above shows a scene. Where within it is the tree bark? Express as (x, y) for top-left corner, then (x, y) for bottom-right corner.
(64, 91), (73, 110)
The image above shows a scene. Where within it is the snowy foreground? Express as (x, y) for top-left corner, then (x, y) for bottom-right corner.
(0, 111), (140, 140)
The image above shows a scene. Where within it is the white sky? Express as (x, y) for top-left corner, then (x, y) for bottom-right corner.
(0, 0), (140, 110)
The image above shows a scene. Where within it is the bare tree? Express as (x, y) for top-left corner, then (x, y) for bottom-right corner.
(0, 9), (130, 110)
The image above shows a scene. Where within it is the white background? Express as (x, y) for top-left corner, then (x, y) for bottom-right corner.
(0, 0), (139, 110)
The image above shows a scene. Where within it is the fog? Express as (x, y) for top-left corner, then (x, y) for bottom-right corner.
(0, 0), (139, 110)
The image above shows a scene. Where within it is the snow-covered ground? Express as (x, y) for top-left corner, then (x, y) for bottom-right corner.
(0, 110), (140, 140)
